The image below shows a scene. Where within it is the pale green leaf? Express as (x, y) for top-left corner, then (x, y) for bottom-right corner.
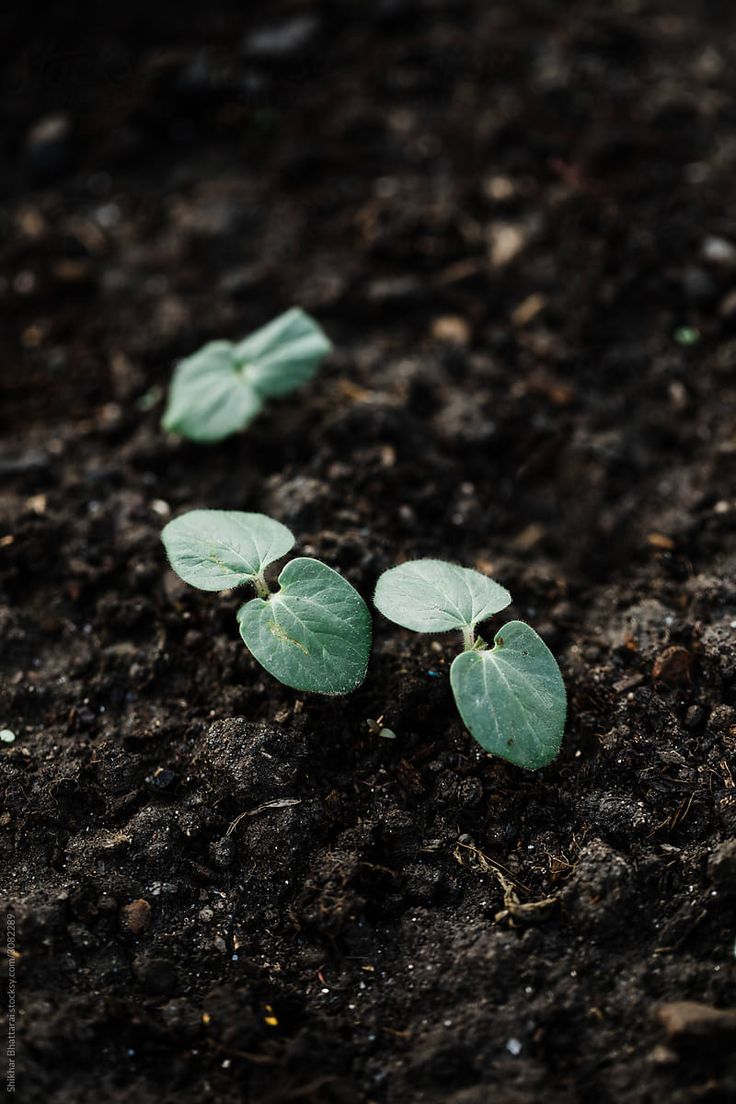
(374, 559), (511, 633)
(233, 307), (332, 398)
(162, 510), (294, 591)
(162, 341), (262, 442)
(450, 621), (566, 770)
(237, 557), (371, 694)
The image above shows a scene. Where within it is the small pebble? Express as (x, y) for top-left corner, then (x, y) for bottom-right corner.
(652, 646), (692, 684)
(684, 704), (704, 730)
(702, 235), (736, 266)
(658, 1001), (736, 1041)
(120, 899), (152, 935)
(25, 112), (72, 177)
(431, 315), (471, 345)
(244, 15), (318, 58)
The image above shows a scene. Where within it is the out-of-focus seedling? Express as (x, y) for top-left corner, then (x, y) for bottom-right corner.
(162, 510), (371, 694)
(374, 559), (566, 769)
(162, 308), (332, 442)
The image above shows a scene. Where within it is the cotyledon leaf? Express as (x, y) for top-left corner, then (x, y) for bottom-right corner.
(374, 559), (511, 633)
(233, 307), (332, 399)
(162, 341), (262, 443)
(237, 557), (371, 694)
(162, 510), (295, 591)
(450, 621), (566, 770)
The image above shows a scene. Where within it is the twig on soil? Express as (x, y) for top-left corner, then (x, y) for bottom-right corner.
(669, 792), (696, 831)
(452, 841), (558, 927)
(226, 797), (302, 837)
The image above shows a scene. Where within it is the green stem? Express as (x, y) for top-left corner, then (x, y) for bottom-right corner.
(462, 625), (475, 651)
(253, 574), (270, 600)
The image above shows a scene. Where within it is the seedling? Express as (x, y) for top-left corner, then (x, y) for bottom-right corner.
(374, 560), (566, 769)
(162, 510), (371, 694)
(162, 307), (332, 442)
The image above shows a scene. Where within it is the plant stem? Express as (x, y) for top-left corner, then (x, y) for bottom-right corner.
(253, 574), (270, 600)
(462, 625), (475, 651)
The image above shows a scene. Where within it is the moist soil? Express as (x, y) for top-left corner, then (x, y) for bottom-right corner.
(2, 2), (736, 1101)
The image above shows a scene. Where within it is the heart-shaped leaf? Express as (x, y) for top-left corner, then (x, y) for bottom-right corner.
(162, 510), (294, 591)
(162, 309), (331, 442)
(374, 559), (511, 633)
(233, 307), (332, 398)
(238, 557), (371, 694)
(162, 341), (263, 443)
(450, 620), (566, 770)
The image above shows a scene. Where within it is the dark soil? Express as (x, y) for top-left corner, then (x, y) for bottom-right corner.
(2, 2), (736, 1101)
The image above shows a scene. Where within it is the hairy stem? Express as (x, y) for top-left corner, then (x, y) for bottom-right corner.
(253, 574), (271, 600)
(462, 625), (475, 651)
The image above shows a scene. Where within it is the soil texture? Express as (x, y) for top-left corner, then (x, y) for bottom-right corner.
(2, 2), (736, 1101)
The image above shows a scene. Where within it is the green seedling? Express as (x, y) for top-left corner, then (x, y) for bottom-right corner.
(162, 307), (332, 442)
(374, 560), (566, 769)
(162, 510), (371, 694)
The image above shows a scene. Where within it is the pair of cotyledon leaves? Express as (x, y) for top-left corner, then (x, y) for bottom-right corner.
(162, 308), (332, 443)
(374, 562), (566, 770)
(161, 511), (566, 770)
(161, 510), (371, 697)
